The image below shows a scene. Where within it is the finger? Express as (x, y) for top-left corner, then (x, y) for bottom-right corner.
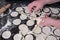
(39, 22), (49, 26)
(39, 22), (46, 26)
(44, 14), (49, 18)
(39, 21), (51, 26)
(34, 5), (43, 12)
(28, 1), (36, 13)
(34, 0), (45, 12)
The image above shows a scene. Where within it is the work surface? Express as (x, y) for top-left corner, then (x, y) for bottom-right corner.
(0, 2), (60, 40)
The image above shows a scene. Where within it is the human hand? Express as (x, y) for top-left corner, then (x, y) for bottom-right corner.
(38, 14), (55, 26)
(28, 1), (45, 13)
(28, 0), (60, 13)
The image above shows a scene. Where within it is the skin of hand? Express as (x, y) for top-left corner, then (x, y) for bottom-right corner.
(28, 0), (60, 29)
(28, 0), (60, 13)
(0, 4), (11, 14)
(39, 15), (60, 29)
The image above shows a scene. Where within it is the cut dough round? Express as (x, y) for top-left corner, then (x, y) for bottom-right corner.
(16, 7), (23, 12)
(36, 17), (43, 25)
(26, 20), (35, 26)
(43, 8), (50, 13)
(42, 26), (51, 35)
(19, 24), (29, 35)
(32, 25), (41, 34)
(2, 31), (11, 39)
(53, 29), (60, 37)
(20, 14), (27, 20)
(30, 12), (36, 18)
(24, 7), (30, 13)
(13, 34), (22, 40)
(19, 11), (24, 14)
(36, 34), (45, 40)
(29, 13), (36, 20)
(25, 34), (33, 40)
(50, 8), (59, 14)
(46, 35), (57, 40)
(10, 11), (18, 17)
(13, 19), (21, 25)
(29, 16), (36, 20)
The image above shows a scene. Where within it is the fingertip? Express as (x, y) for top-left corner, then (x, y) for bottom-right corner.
(28, 8), (32, 13)
(29, 11), (32, 13)
(28, 5), (33, 13)
(34, 8), (38, 12)
(34, 7), (41, 12)
(28, 7), (32, 13)
(44, 14), (49, 18)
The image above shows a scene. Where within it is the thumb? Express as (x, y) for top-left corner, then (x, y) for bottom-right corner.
(39, 22), (49, 26)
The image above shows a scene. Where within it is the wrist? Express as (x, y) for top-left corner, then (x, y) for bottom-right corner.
(45, 0), (60, 4)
